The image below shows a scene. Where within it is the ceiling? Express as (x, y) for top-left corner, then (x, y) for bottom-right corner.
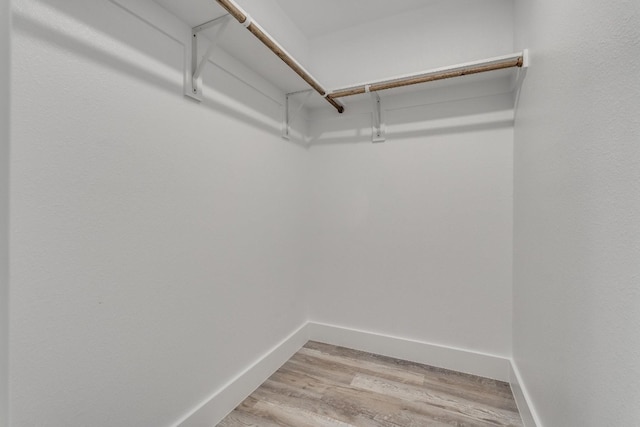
(153, 0), (435, 40)
(154, 0), (226, 28)
(273, 0), (437, 39)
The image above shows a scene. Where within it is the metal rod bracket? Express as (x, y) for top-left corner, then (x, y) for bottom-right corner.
(185, 14), (231, 102)
(283, 90), (313, 140)
(370, 93), (386, 143)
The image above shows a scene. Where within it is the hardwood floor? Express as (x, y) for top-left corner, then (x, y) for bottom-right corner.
(217, 341), (523, 426)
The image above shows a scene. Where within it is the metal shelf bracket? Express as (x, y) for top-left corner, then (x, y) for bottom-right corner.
(370, 92), (386, 143)
(185, 14), (231, 101)
(282, 90), (313, 140)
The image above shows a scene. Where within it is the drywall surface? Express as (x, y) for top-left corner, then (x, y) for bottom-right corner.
(310, 0), (514, 89)
(0, 1), (10, 425)
(234, 0), (310, 65)
(513, 0), (640, 425)
(9, 0), (307, 426)
(276, 0), (434, 40)
(306, 93), (515, 358)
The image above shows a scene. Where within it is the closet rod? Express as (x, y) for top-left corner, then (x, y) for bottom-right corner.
(328, 54), (524, 99)
(215, 0), (345, 113)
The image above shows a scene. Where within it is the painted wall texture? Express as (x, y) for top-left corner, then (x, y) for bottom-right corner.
(513, 0), (640, 425)
(301, 0), (516, 361)
(0, 0), (10, 425)
(310, 0), (514, 89)
(9, 0), (307, 425)
(8, 0), (639, 425)
(307, 94), (515, 358)
(6, 0), (520, 425)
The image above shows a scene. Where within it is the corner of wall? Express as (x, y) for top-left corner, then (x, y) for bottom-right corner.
(174, 322), (310, 427)
(307, 322), (512, 382)
(509, 360), (543, 427)
(0, 0), (10, 424)
(174, 321), (518, 427)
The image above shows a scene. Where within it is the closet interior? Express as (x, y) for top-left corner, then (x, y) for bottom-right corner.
(4, 0), (638, 426)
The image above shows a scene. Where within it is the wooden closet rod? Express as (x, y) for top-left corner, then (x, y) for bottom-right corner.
(328, 54), (524, 100)
(215, 0), (345, 113)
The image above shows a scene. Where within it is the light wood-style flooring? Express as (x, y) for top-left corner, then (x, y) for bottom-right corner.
(217, 341), (523, 426)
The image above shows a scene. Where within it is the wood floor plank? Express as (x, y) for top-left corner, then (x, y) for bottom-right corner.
(306, 342), (513, 399)
(217, 341), (524, 427)
(254, 381), (384, 427)
(319, 379), (498, 427)
(285, 355), (358, 386)
(372, 410), (467, 427)
(297, 346), (426, 386)
(263, 369), (401, 426)
(264, 371), (327, 399)
(351, 374), (522, 426)
(252, 399), (357, 427)
(217, 409), (282, 427)
(307, 340), (519, 413)
(303, 341), (518, 413)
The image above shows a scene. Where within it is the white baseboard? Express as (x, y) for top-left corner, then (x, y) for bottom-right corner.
(176, 321), (516, 426)
(174, 322), (310, 427)
(307, 322), (512, 382)
(510, 361), (543, 427)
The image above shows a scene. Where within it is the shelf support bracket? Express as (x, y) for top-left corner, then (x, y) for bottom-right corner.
(370, 91), (386, 143)
(185, 14), (231, 101)
(283, 90), (313, 140)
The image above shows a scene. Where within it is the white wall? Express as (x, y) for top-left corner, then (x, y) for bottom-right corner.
(9, 0), (308, 426)
(234, 0), (310, 65)
(6, 0), (521, 425)
(306, 92), (515, 358)
(0, 0), (10, 425)
(513, 0), (640, 425)
(310, 0), (514, 89)
(304, 0), (516, 361)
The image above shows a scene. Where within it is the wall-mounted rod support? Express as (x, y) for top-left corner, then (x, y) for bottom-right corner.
(193, 13), (231, 33)
(193, 15), (231, 83)
(328, 53), (525, 100)
(283, 90), (312, 140)
(370, 92), (385, 143)
(186, 14), (232, 101)
(214, 0), (344, 113)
